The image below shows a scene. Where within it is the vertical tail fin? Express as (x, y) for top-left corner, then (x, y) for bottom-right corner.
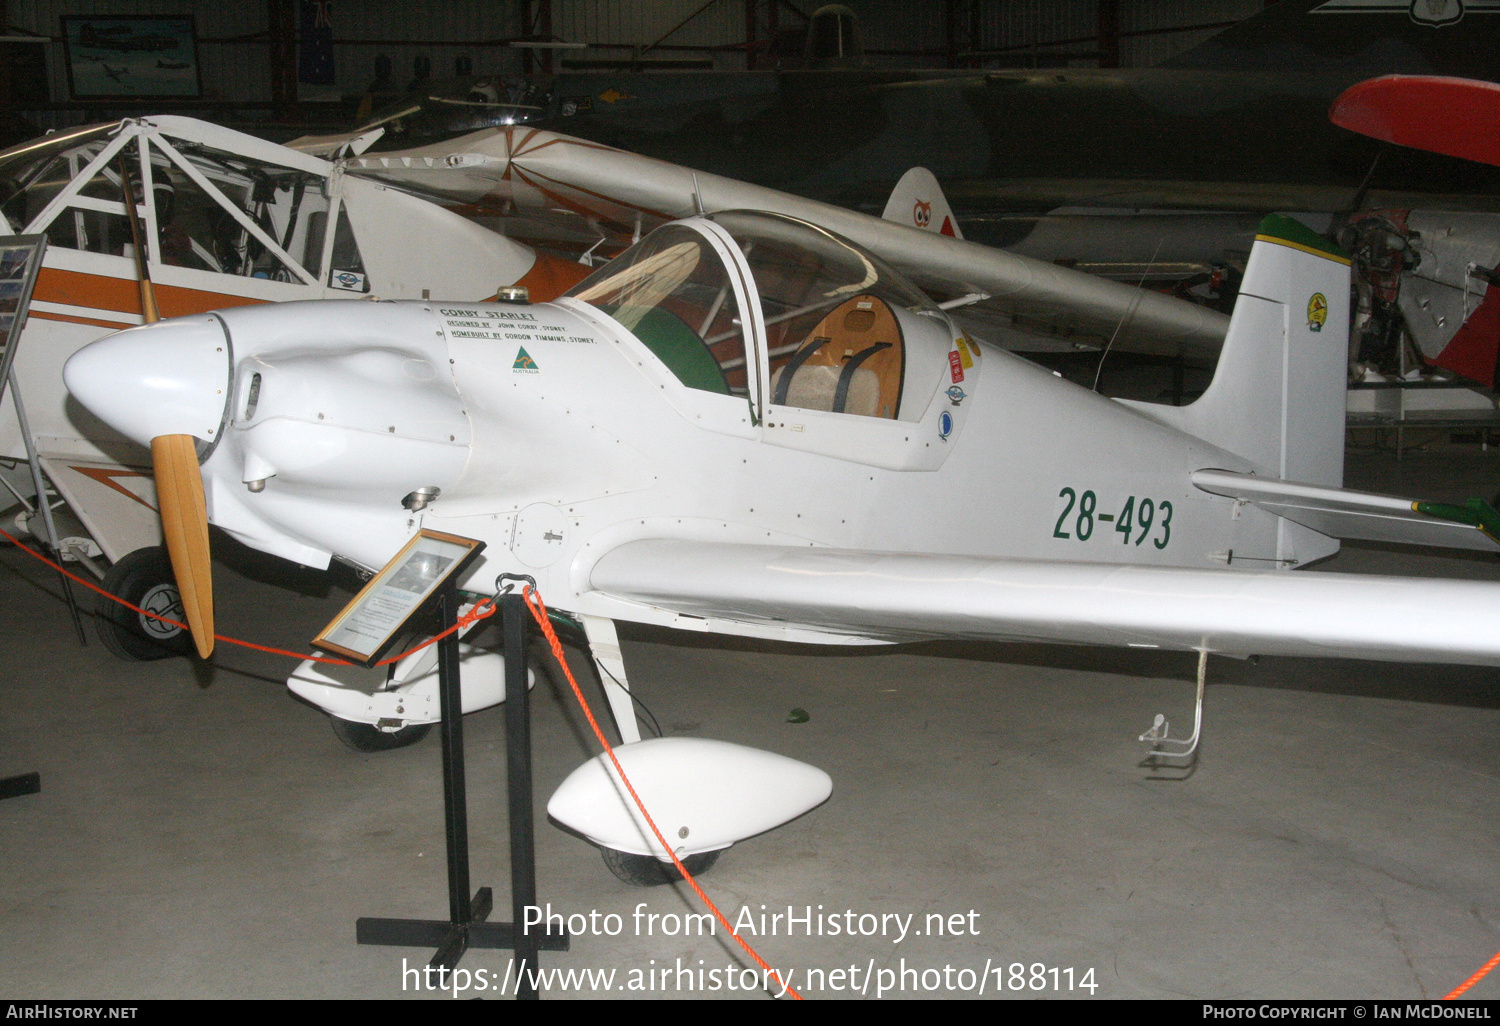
(1188, 214), (1350, 485)
(1156, 214), (1351, 564)
(882, 167), (963, 240)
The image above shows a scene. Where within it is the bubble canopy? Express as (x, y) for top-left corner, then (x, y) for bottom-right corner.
(707, 209), (937, 322)
(565, 212), (950, 422)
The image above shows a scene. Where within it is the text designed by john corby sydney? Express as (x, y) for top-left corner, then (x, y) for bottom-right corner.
(522, 902), (982, 942)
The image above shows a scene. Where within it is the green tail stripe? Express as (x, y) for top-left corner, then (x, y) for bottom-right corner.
(1414, 497), (1500, 542)
(1256, 213), (1351, 262)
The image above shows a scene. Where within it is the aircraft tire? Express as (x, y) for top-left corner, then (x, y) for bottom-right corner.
(95, 546), (196, 661)
(600, 846), (720, 886)
(329, 717), (432, 752)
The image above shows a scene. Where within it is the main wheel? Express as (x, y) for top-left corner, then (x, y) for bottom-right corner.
(95, 546), (196, 660)
(329, 717), (432, 752)
(600, 846), (720, 886)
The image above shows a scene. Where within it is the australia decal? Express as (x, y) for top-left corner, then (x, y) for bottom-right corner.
(513, 347), (539, 373)
(1307, 293), (1328, 332)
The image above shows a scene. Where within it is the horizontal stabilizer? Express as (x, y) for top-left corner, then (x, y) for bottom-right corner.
(1191, 468), (1500, 553)
(588, 539), (1500, 665)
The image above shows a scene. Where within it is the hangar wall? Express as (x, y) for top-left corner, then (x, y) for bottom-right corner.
(1, 0), (1267, 112)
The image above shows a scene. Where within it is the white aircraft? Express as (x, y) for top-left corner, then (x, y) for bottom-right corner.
(7, 110), (1495, 647)
(61, 203), (1500, 879)
(0, 117), (1240, 666)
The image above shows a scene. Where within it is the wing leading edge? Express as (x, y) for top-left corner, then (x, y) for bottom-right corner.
(341, 127), (1231, 358)
(586, 539), (1500, 666)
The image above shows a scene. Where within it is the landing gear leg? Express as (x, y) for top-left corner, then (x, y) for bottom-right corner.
(581, 614), (640, 744)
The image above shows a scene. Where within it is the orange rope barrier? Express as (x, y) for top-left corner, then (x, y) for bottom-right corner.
(521, 584), (803, 1000)
(0, 528), (494, 666)
(1446, 948), (1500, 999)
(6, 527), (800, 995)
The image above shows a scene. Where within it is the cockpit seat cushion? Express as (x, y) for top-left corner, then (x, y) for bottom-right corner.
(770, 361), (880, 417)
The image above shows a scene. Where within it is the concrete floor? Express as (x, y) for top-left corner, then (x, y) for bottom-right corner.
(3, 439), (1500, 1000)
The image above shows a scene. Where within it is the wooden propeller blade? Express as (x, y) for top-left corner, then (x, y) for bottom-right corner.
(151, 434), (214, 659)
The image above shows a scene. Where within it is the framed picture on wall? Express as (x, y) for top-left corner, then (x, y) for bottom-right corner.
(61, 15), (202, 100)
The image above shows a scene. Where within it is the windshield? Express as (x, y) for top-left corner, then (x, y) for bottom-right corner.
(566, 223), (749, 398)
(0, 123), (354, 288)
(0, 124), (118, 233)
(711, 211), (940, 420)
(355, 79), (548, 153)
(565, 213), (949, 422)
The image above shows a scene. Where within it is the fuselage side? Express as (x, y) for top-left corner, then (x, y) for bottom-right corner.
(200, 294), (1282, 643)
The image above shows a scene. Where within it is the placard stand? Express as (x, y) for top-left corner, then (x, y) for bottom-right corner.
(353, 582), (567, 999)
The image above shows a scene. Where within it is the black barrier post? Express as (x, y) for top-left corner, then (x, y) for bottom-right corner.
(355, 580), (567, 992)
(503, 589), (540, 998)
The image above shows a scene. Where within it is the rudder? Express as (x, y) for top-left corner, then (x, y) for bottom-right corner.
(1149, 214), (1351, 565)
(882, 167), (963, 240)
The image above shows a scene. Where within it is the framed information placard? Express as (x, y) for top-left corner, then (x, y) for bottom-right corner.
(313, 530), (485, 666)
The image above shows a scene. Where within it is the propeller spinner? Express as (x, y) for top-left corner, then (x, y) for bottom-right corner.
(64, 315), (233, 659)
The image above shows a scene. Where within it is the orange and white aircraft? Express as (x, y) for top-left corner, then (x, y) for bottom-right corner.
(0, 115), (589, 648)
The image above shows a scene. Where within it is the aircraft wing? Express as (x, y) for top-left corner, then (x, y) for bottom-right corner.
(342, 127), (1231, 359)
(585, 539), (1500, 665)
(1191, 469), (1500, 554)
(1331, 74), (1500, 170)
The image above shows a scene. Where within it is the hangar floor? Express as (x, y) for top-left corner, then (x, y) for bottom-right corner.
(3, 440), (1500, 1001)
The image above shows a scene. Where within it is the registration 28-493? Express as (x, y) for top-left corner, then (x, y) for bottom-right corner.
(1053, 487), (1173, 549)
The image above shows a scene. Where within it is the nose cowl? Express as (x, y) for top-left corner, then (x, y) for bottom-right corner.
(64, 314), (233, 450)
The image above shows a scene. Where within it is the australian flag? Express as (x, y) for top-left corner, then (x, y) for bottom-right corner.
(299, 0), (334, 85)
